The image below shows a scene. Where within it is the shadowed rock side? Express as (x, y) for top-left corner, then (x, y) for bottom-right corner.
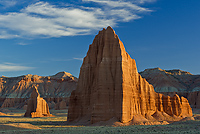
(67, 26), (193, 125)
(187, 91), (200, 108)
(140, 68), (200, 108)
(24, 86), (54, 117)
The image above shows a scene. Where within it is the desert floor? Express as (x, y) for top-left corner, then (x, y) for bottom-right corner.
(0, 108), (199, 134)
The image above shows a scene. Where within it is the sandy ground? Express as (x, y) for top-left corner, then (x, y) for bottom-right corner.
(0, 108), (199, 134)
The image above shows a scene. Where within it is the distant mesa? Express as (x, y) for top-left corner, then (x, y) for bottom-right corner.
(139, 67), (199, 92)
(24, 86), (54, 118)
(67, 26), (193, 125)
(141, 67), (193, 76)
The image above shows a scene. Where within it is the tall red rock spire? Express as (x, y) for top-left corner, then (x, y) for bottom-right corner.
(68, 26), (192, 124)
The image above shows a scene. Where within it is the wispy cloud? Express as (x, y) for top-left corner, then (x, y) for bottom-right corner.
(51, 58), (83, 62)
(17, 42), (29, 45)
(73, 58), (83, 61)
(0, 62), (34, 72)
(0, 0), (155, 39)
(0, 0), (17, 8)
(0, 30), (19, 39)
(51, 58), (73, 62)
(83, 0), (151, 12)
(135, 0), (157, 4)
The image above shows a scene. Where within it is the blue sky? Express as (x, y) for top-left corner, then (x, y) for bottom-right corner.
(0, 0), (199, 77)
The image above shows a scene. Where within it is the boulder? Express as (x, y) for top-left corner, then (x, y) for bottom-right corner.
(67, 26), (193, 125)
(24, 86), (54, 117)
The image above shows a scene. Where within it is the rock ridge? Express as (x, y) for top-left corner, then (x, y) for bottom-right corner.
(0, 71), (77, 109)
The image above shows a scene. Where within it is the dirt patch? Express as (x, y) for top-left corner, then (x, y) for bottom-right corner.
(3, 123), (41, 129)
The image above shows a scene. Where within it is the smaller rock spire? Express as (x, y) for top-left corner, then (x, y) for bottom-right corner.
(24, 86), (54, 118)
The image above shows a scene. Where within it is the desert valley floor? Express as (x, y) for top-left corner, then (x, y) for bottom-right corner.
(0, 108), (199, 134)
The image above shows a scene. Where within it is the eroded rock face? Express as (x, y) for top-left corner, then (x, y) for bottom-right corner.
(140, 68), (200, 108)
(24, 86), (54, 117)
(1, 98), (26, 108)
(68, 26), (193, 124)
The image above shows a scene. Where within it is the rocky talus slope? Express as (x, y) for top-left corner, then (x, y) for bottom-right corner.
(67, 26), (192, 125)
(0, 72), (77, 109)
(140, 68), (200, 108)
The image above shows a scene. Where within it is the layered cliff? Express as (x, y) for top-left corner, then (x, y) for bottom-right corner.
(68, 26), (192, 125)
(140, 68), (200, 108)
(0, 72), (77, 109)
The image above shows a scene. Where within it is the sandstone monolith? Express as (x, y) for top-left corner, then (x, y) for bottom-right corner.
(24, 86), (54, 117)
(68, 26), (193, 125)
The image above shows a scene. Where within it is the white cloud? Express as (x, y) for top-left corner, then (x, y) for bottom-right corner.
(23, 2), (113, 30)
(0, 0), (155, 39)
(0, 63), (34, 72)
(0, 12), (92, 37)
